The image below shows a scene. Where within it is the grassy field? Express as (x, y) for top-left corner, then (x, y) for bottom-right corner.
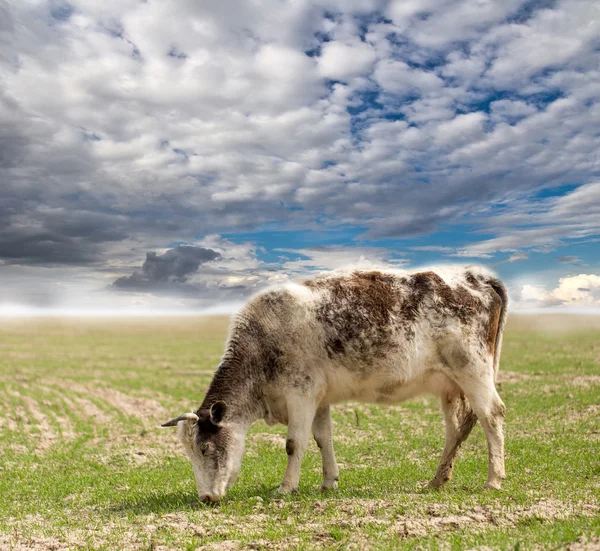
(0, 315), (599, 550)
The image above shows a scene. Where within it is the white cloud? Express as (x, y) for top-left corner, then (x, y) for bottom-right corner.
(386, 0), (529, 49)
(317, 40), (377, 81)
(435, 112), (487, 147)
(410, 246), (454, 252)
(508, 252), (529, 262)
(553, 275), (600, 305)
(521, 284), (554, 304)
(484, 0), (600, 89)
(373, 59), (444, 95)
(519, 274), (600, 308)
(490, 99), (537, 123)
(277, 245), (408, 274)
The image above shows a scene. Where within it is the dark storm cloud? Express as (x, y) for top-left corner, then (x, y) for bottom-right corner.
(0, 208), (130, 266)
(0, 229), (100, 266)
(0, 135), (27, 168)
(113, 246), (222, 292)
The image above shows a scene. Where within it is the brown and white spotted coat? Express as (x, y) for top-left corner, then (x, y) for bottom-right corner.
(163, 266), (508, 502)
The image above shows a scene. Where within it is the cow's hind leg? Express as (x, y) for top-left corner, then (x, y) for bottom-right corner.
(456, 370), (506, 490)
(278, 396), (317, 494)
(312, 405), (339, 491)
(477, 386), (506, 490)
(428, 392), (477, 489)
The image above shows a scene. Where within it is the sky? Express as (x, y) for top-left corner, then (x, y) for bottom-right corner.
(1, 0), (599, 314)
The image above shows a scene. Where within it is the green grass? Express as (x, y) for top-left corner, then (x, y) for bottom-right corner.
(0, 315), (599, 550)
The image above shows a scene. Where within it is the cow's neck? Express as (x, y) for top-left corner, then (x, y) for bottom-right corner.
(200, 356), (263, 427)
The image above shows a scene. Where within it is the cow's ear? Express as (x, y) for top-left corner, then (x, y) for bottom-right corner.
(209, 401), (227, 426)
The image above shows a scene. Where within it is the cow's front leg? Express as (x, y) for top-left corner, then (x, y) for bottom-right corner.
(278, 397), (316, 494)
(312, 405), (339, 491)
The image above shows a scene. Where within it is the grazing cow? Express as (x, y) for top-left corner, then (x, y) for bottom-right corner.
(162, 266), (508, 503)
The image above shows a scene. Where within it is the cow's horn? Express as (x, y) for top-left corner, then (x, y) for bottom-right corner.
(161, 412), (199, 427)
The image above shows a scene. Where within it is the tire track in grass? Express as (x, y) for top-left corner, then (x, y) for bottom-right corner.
(42, 379), (145, 432)
(62, 395), (112, 425)
(42, 379), (167, 426)
(0, 387), (18, 431)
(2, 382), (118, 453)
(7, 390), (59, 452)
(1, 389), (48, 454)
(86, 386), (167, 427)
(7, 384), (83, 446)
(31, 378), (184, 464)
(43, 381), (146, 462)
(35, 386), (78, 443)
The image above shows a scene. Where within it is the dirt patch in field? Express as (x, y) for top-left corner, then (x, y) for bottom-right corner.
(566, 404), (600, 423)
(0, 532), (89, 551)
(2, 496), (599, 551)
(0, 535), (70, 550)
(396, 511), (491, 538)
(516, 498), (599, 522)
(341, 498), (589, 533)
(496, 371), (532, 384)
(0, 408), (18, 431)
(561, 537), (600, 551)
(569, 375), (600, 389)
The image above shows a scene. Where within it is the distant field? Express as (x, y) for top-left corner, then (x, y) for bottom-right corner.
(0, 315), (599, 550)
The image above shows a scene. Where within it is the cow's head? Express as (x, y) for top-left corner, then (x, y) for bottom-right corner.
(162, 401), (245, 503)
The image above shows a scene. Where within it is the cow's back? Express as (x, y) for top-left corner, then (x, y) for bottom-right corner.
(232, 266), (505, 390)
(302, 268), (502, 370)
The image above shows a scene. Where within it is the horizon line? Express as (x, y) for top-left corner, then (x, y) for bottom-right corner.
(0, 304), (243, 318)
(1, 303), (600, 318)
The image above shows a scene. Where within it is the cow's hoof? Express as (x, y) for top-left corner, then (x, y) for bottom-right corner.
(483, 480), (502, 490)
(427, 478), (446, 489)
(320, 480), (338, 492)
(276, 485), (298, 495)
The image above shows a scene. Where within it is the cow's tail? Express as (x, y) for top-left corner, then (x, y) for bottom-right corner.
(488, 278), (508, 382)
